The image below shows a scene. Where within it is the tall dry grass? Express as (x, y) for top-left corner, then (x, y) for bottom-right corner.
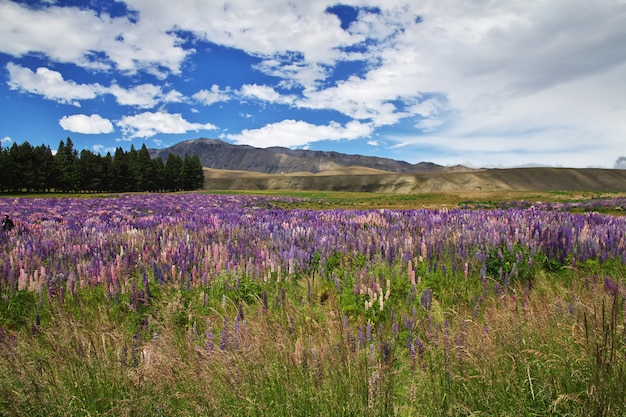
(1, 267), (625, 416)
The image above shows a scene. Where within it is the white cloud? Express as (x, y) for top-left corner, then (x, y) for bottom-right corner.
(1, 137), (12, 147)
(59, 114), (114, 134)
(300, 75), (408, 127)
(332, 0), (626, 167)
(124, 0), (356, 66)
(239, 84), (295, 105)
(108, 83), (183, 108)
(226, 119), (372, 148)
(193, 85), (232, 106)
(92, 144), (117, 155)
(6, 63), (183, 109)
(0, 1), (110, 67)
(6, 63), (104, 106)
(0, 1), (189, 76)
(117, 111), (217, 139)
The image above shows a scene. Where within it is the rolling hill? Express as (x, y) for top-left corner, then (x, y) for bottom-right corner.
(201, 167), (626, 193)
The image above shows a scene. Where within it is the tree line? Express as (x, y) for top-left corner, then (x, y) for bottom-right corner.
(0, 138), (204, 193)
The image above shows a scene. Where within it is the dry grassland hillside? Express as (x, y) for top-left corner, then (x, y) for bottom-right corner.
(203, 167), (626, 193)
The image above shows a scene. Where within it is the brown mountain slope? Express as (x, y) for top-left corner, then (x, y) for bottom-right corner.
(149, 138), (470, 174)
(202, 167), (626, 193)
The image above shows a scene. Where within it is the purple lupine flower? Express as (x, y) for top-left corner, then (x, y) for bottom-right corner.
(205, 331), (214, 352)
(288, 315), (294, 335)
(414, 337), (425, 361)
(358, 326), (365, 348)
(604, 276), (620, 296)
(381, 341), (392, 364)
(420, 288), (433, 310)
(219, 327), (228, 351)
(143, 272), (150, 305)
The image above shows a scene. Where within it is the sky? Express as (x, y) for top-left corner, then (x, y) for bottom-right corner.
(1, 0), (625, 169)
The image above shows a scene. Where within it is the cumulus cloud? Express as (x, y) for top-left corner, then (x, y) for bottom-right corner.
(298, 69), (413, 126)
(193, 85), (232, 106)
(226, 119), (372, 148)
(59, 114), (114, 134)
(1, 137), (12, 147)
(109, 83), (183, 108)
(239, 84), (295, 105)
(6, 63), (104, 106)
(6, 63), (183, 109)
(615, 157), (626, 170)
(0, 1), (111, 67)
(0, 0), (189, 75)
(117, 112), (217, 139)
(123, 0), (355, 66)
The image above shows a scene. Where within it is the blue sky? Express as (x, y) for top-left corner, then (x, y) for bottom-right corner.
(1, 0), (625, 168)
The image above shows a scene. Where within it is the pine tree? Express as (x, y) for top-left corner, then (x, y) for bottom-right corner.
(164, 153), (183, 191)
(137, 144), (156, 191)
(54, 138), (79, 192)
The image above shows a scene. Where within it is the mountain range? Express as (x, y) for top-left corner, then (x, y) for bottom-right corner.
(148, 138), (469, 174)
(149, 138), (626, 193)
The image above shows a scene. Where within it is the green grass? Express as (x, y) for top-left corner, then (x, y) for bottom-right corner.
(209, 189), (626, 210)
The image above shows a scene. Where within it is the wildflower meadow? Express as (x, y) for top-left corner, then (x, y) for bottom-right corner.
(1, 193), (625, 416)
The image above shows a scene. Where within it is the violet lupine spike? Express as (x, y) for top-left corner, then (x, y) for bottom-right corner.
(414, 337), (425, 361)
(219, 326), (228, 351)
(358, 326), (365, 349)
(420, 288), (433, 311)
(604, 276), (620, 296)
(204, 329), (215, 352)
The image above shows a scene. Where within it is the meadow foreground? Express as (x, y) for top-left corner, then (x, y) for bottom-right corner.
(1, 193), (625, 416)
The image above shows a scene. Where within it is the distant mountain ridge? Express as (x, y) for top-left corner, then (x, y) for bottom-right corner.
(149, 138), (626, 193)
(148, 138), (470, 174)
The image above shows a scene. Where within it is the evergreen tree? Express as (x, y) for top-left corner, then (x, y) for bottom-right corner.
(151, 156), (165, 192)
(182, 154), (205, 190)
(100, 153), (113, 192)
(32, 144), (55, 192)
(77, 149), (104, 192)
(0, 144), (6, 191)
(54, 138), (79, 192)
(1, 143), (19, 192)
(111, 147), (132, 192)
(127, 144), (140, 191)
(137, 144), (156, 191)
(164, 153), (183, 191)
(0, 139), (203, 194)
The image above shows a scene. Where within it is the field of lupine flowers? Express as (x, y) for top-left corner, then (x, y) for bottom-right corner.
(1, 193), (625, 416)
